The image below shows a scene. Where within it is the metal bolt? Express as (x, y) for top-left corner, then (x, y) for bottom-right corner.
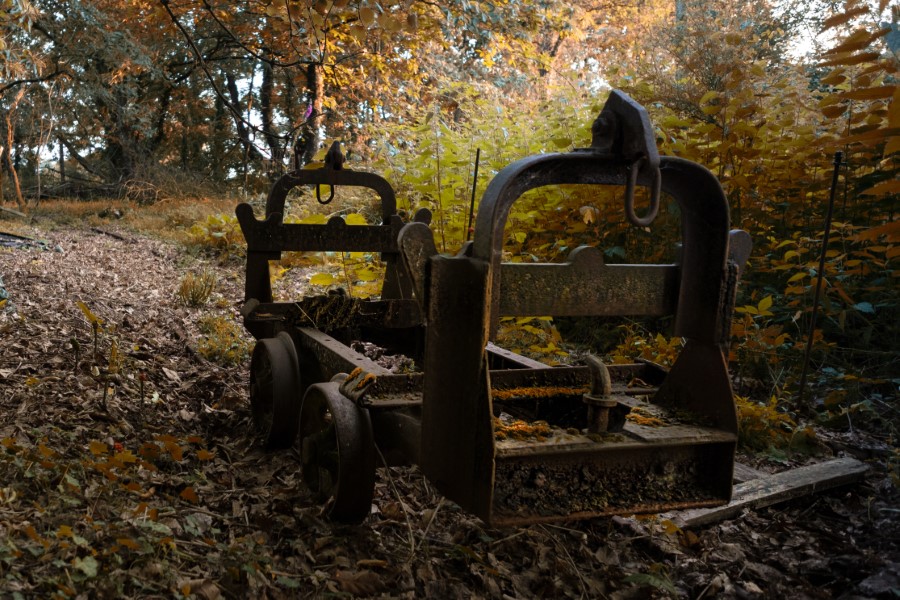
(583, 355), (617, 434)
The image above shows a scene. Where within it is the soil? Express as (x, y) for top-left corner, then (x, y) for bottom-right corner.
(0, 220), (897, 599)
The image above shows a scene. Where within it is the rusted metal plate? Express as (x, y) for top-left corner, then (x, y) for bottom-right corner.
(237, 204), (403, 253)
(420, 254), (496, 521)
(491, 440), (734, 526)
(244, 298), (422, 331)
(499, 247), (678, 317)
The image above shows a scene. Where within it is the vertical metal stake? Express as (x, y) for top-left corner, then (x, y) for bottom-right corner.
(797, 151), (843, 414)
(466, 148), (481, 242)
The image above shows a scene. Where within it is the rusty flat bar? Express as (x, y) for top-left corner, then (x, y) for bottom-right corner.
(237, 205), (402, 253)
(491, 437), (735, 526)
(499, 249), (679, 317)
(294, 327), (394, 377)
(486, 342), (549, 369)
(244, 298), (421, 329)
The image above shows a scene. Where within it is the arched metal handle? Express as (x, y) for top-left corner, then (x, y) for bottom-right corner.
(624, 157), (661, 227)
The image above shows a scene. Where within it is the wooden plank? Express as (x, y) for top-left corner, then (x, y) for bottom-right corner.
(732, 461), (766, 483)
(668, 457), (868, 528)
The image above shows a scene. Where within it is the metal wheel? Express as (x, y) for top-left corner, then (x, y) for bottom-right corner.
(249, 332), (302, 449)
(298, 380), (375, 523)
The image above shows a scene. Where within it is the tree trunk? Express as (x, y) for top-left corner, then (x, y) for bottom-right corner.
(297, 62), (324, 167)
(58, 139), (65, 185)
(211, 93), (227, 180)
(260, 59), (283, 177)
(4, 89), (27, 210)
(225, 71), (264, 172)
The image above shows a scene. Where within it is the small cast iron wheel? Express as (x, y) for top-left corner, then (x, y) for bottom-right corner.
(249, 332), (302, 449)
(298, 381), (375, 523)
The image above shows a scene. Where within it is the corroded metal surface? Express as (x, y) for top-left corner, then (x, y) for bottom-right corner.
(236, 144), (430, 327)
(249, 332), (302, 449)
(298, 379), (375, 523)
(407, 89), (742, 524)
(498, 247), (679, 317)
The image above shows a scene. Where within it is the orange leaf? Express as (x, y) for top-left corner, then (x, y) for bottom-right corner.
(884, 136), (900, 156)
(822, 104), (847, 119)
(851, 221), (900, 242)
(138, 442), (161, 460)
(820, 69), (847, 86)
(180, 487), (199, 504)
(38, 443), (56, 458)
(88, 441), (109, 456)
(860, 179), (900, 197)
(836, 85), (896, 101)
(114, 450), (138, 464)
(824, 29), (869, 54)
(819, 51), (880, 67)
(164, 441), (184, 462)
(821, 6), (868, 32)
(117, 538), (141, 551)
(196, 449), (215, 461)
(838, 126), (900, 146)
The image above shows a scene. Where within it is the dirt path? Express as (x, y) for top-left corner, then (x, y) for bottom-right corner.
(0, 223), (897, 599)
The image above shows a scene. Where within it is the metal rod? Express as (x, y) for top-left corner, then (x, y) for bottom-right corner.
(466, 148), (481, 242)
(797, 151), (842, 413)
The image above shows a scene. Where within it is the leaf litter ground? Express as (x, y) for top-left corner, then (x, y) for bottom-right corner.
(0, 221), (898, 599)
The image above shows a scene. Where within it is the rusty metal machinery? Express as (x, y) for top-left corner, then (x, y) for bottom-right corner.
(237, 90), (749, 526)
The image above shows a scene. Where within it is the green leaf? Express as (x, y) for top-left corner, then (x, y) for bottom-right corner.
(73, 556), (99, 578)
(277, 576), (302, 588)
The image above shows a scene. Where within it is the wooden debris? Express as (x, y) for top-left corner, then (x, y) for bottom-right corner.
(732, 461), (766, 483)
(0, 206), (27, 219)
(666, 457), (868, 528)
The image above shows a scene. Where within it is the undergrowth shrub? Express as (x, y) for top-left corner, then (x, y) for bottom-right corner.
(177, 270), (217, 307)
(610, 326), (682, 367)
(186, 214), (244, 256)
(197, 315), (252, 365)
(735, 395), (817, 454)
(496, 317), (568, 365)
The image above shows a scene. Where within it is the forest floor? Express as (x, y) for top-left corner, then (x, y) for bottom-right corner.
(0, 208), (898, 599)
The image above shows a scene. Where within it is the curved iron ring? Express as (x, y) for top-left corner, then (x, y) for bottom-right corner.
(624, 157), (661, 227)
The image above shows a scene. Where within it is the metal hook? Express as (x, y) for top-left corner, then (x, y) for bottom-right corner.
(624, 157), (661, 227)
(316, 183), (335, 205)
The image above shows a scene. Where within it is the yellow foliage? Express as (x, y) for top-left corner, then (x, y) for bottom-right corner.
(177, 269), (217, 307)
(197, 315), (252, 366)
(735, 395), (797, 451)
(611, 329), (682, 367)
(186, 214), (244, 255)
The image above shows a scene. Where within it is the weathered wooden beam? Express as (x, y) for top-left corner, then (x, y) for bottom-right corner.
(732, 461), (766, 483)
(667, 457), (868, 528)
